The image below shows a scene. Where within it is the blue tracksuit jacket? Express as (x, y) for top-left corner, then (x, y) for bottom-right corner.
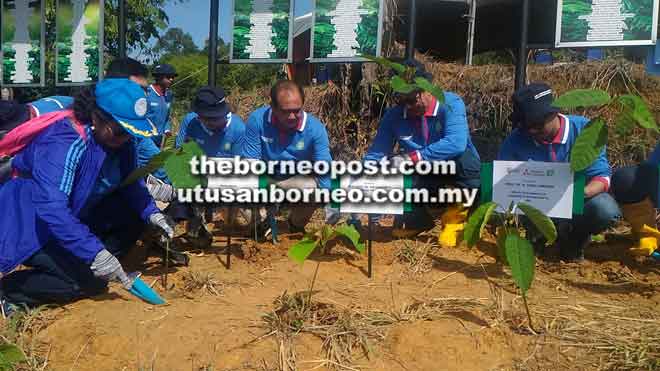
(29, 96), (74, 116)
(364, 92), (481, 163)
(146, 84), (173, 141)
(176, 112), (246, 157)
(242, 106), (332, 189)
(498, 114), (611, 188)
(0, 119), (158, 274)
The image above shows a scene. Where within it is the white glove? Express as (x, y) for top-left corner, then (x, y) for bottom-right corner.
(149, 212), (175, 239)
(90, 249), (132, 289)
(146, 174), (176, 202)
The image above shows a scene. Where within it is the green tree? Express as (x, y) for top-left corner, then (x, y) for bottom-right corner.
(154, 27), (199, 58)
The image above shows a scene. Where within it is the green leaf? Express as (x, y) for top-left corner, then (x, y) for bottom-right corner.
(333, 224), (365, 253)
(570, 119), (608, 172)
(288, 237), (319, 265)
(0, 343), (26, 370)
(504, 232), (536, 295)
(552, 89), (611, 109)
(464, 202), (497, 248)
(414, 77), (445, 105)
(121, 148), (175, 187)
(390, 75), (416, 94)
(517, 203), (557, 245)
(618, 95), (659, 133)
(360, 55), (406, 74)
(164, 141), (207, 189)
(614, 110), (636, 136)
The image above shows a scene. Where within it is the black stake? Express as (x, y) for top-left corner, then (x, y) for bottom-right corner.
(226, 206), (233, 269)
(368, 217), (373, 278)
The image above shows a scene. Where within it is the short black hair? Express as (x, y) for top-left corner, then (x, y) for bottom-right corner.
(270, 80), (305, 109)
(106, 57), (148, 79)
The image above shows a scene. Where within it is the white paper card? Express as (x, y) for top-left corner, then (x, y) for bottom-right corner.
(492, 160), (574, 219)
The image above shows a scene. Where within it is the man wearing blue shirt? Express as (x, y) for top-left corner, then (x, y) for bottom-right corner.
(242, 80), (333, 233)
(498, 83), (621, 262)
(170, 86), (248, 243)
(147, 63), (176, 146)
(361, 61), (481, 245)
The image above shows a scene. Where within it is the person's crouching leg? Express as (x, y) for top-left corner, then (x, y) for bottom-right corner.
(563, 193), (621, 262)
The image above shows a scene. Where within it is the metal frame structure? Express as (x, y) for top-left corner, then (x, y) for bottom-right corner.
(55, 0), (105, 86)
(308, 0), (385, 63)
(0, 0), (47, 87)
(228, 0), (294, 64)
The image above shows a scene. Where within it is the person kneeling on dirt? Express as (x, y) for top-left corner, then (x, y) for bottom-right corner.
(242, 80), (335, 237)
(0, 79), (175, 316)
(498, 82), (621, 262)
(360, 60), (481, 246)
(167, 86), (248, 245)
(610, 144), (660, 259)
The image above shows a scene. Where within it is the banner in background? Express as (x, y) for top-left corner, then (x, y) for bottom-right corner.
(310, 0), (383, 62)
(56, 0), (104, 85)
(230, 0), (293, 63)
(556, 0), (659, 47)
(1, 0), (45, 87)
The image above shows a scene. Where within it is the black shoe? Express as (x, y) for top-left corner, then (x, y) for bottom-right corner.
(559, 235), (587, 263)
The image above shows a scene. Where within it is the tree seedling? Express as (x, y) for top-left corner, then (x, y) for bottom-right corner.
(464, 201), (557, 333)
(288, 224), (365, 311)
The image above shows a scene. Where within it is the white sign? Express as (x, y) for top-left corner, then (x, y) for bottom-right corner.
(339, 174), (404, 215)
(206, 158), (259, 189)
(492, 161), (574, 219)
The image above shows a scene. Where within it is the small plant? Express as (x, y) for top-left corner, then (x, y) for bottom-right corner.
(361, 55), (445, 104)
(122, 141), (206, 188)
(0, 343), (25, 371)
(464, 201), (557, 332)
(288, 224), (365, 311)
(551, 88), (658, 172)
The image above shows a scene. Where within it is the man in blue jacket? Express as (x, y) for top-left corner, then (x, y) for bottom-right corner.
(362, 61), (481, 245)
(498, 83), (621, 262)
(242, 80), (333, 233)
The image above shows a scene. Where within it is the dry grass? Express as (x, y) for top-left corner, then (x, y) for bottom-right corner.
(394, 240), (435, 277)
(261, 290), (491, 370)
(181, 270), (224, 297)
(535, 301), (660, 371)
(0, 306), (56, 371)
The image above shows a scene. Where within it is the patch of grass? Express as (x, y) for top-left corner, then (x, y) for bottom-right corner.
(536, 301), (660, 370)
(394, 240), (434, 277)
(0, 306), (55, 370)
(261, 291), (490, 370)
(181, 270), (224, 297)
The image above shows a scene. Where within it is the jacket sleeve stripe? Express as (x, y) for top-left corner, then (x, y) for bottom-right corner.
(59, 137), (86, 195)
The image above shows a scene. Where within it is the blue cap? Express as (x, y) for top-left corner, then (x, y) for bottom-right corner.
(95, 78), (158, 138)
(29, 96), (74, 117)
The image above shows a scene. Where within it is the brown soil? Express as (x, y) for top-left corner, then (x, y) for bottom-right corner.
(23, 219), (660, 371)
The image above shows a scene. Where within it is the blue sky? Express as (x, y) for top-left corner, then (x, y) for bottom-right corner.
(161, 0), (313, 46)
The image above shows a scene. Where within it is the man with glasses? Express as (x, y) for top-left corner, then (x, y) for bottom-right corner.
(361, 60), (481, 246)
(242, 80), (334, 236)
(498, 82), (621, 262)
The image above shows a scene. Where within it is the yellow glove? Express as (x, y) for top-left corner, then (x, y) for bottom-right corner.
(630, 224), (660, 256)
(438, 205), (468, 248)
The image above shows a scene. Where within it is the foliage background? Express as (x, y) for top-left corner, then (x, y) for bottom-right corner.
(269, 0), (290, 59)
(232, 0), (252, 60)
(356, 0), (379, 56)
(2, 0), (42, 84)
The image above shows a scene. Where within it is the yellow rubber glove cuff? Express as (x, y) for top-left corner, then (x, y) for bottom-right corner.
(438, 223), (465, 248)
(630, 236), (658, 256)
